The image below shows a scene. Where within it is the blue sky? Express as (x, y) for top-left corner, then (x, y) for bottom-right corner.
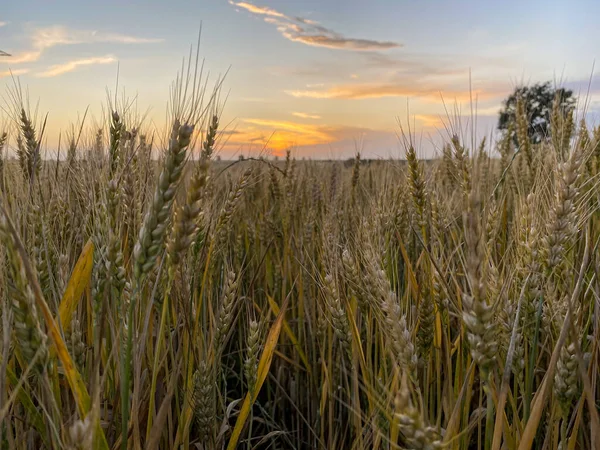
(1, 0), (600, 158)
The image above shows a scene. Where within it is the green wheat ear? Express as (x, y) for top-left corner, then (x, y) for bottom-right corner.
(133, 121), (194, 281)
(0, 205), (48, 374)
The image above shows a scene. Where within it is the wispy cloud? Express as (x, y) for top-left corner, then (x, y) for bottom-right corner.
(31, 26), (163, 48)
(0, 21), (8, 28)
(0, 69), (29, 78)
(230, 1), (285, 18)
(4, 25), (163, 64)
(286, 84), (419, 100)
(292, 112), (321, 119)
(36, 55), (116, 77)
(229, 1), (401, 51)
(286, 82), (506, 102)
(282, 32), (399, 51)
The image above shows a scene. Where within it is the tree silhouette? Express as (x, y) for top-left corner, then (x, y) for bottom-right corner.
(498, 82), (576, 144)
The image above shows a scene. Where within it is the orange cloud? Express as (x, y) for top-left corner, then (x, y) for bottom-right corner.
(286, 83), (499, 102)
(292, 112), (321, 119)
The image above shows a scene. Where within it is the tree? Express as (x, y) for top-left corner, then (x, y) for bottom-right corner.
(498, 82), (576, 144)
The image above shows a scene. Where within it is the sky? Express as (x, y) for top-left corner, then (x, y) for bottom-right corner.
(1, 0), (600, 159)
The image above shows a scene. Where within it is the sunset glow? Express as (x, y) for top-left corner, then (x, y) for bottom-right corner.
(2, 0), (600, 158)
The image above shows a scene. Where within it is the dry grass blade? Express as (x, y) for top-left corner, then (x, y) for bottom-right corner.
(58, 239), (94, 331)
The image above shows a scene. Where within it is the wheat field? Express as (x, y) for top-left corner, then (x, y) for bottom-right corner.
(0, 65), (599, 450)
